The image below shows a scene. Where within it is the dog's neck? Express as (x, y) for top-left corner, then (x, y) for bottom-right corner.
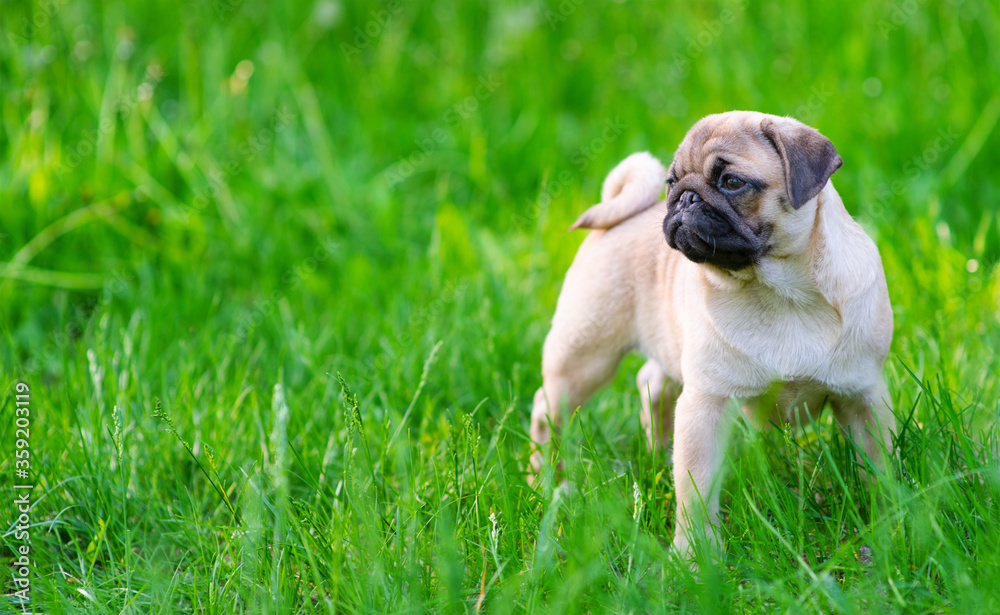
(701, 182), (855, 310)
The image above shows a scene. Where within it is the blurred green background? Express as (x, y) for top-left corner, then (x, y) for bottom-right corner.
(2, 0), (1000, 612)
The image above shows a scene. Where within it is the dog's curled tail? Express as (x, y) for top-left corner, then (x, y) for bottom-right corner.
(569, 151), (668, 231)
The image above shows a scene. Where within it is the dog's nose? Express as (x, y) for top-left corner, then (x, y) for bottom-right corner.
(679, 190), (703, 209)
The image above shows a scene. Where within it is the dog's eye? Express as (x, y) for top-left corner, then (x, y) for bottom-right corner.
(721, 175), (746, 191)
(666, 178), (676, 189)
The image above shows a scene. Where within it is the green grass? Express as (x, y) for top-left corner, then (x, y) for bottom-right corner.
(2, 0), (1000, 612)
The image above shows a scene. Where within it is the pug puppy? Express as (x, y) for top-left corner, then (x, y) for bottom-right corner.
(530, 111), (894, 555)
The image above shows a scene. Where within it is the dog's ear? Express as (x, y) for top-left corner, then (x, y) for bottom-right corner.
(761, 118), (842, 209)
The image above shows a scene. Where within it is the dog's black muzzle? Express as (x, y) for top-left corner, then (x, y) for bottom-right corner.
(663, 188), (767, 271)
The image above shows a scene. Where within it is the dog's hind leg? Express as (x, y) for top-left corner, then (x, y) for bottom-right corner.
(529, 337), (625, 477)
(529, 287), (634, 476)
(637, 360), (679, 451)
(529, 224), (644, 478)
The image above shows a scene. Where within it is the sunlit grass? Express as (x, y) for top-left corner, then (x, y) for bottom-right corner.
(2, 0), (999, 612)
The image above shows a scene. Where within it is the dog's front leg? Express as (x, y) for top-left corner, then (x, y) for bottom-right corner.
(671, 387), (734, 556)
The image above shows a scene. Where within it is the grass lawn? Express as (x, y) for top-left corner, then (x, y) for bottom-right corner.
(3, 0), (1000, 612)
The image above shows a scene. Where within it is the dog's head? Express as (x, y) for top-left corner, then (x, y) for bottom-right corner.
(663, 111), (842, 271)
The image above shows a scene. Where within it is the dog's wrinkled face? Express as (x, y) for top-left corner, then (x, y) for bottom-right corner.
(663, 111), (843, 271)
